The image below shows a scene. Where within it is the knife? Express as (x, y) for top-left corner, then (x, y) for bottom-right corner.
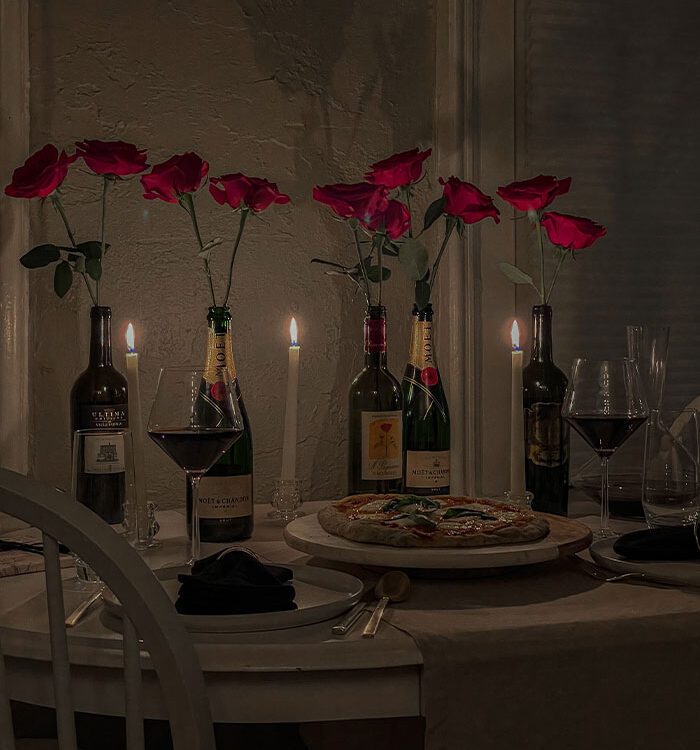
(332, 601), (367, 634)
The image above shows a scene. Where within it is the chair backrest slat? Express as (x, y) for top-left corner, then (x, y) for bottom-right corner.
(123, 616), (145, 750)
(0, 638), (16, 750)
(42, 533), (78, 750)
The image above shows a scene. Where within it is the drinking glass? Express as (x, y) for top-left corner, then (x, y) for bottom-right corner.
(71, 428), (134, 580)
(626, 325), (670, 409)
(642, 408), (700, 528)
(147, 367), (244, 565)
(562, 358), (648, 538)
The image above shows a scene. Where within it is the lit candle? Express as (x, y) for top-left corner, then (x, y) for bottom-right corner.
(510, 320), (526, 496)
(280, 317), (300, 480)
(125, 323), (148, 545)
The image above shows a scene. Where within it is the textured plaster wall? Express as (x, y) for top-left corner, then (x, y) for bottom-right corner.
(27, 0), (435, 507)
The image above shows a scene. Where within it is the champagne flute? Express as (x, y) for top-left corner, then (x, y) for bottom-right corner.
(147, 366), (244, 565)
(562, 358), (648, 538)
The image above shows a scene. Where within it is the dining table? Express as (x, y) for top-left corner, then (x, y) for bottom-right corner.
(2, 498), (700, 750)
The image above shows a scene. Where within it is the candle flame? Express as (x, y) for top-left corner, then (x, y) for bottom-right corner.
(126, 322), (135, 353)
(510, 320), (520, 350)
(289, 316), (298, 346)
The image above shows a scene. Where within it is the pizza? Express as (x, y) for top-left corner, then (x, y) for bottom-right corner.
(318, 494), (549, 548)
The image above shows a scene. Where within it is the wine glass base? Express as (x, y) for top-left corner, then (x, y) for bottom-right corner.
(593, 527), (618, 540)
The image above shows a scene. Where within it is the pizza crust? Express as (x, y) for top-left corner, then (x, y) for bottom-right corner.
(318, 494), (549, 548)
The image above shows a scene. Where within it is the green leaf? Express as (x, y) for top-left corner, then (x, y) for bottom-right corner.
(498, 262), (534, 286)
(53, 261), (73, 298)
(366, 265), (391, 282)
(415, 278), (431, 310)
(75, 241), (107, 259)
(423, 196), (447, 232)
(398, 238), (429, 281)
(20, 244), (61, 268)
(85, 257), (102, 281)
(456, 219), (465, 239)
(311, 258), (349, 270)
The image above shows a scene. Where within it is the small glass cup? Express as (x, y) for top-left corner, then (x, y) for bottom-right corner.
(504, 490), (534, 510)
(642, 408), (700, 528)
(269, 478), (305, 523)
(71, 428), (134, 580)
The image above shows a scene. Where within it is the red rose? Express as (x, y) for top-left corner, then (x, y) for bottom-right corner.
(4, 144), (77, 199)
(439, 177), (500, 224)
(312, 182), (389, 223)
(362, 199), (411, 239)
(364, 147), (432, 189)
(141, 152), (209, 203)
(541, 211), (606, 250)
(75, 139), (149, 176)
(496, 174), (571, 212)
(421, 367), (439, 387)
(210, 173), (290, 212)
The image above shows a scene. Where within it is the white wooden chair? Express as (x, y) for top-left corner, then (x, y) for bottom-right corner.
(0, 468), (216, 750)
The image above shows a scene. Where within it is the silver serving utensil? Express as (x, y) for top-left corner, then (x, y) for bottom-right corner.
(571, 555), (700, 590)
(332, 601), (367, 635)
(65, 586), (105, 627)
(362, 571), (410, 638)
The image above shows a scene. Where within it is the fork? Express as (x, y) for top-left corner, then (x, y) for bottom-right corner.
(570, 555), (700, 590)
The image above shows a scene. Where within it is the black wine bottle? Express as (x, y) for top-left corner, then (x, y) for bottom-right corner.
(186, 306), (254, 542)
(402, 304), (450, 495)
(348, 305), (403, 494)
(70, 305), (128, 524)
(523, 304), (570, 515)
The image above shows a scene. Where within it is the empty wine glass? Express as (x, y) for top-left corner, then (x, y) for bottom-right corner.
(562, 358), (648, 538)
(147, 366), (244, 565)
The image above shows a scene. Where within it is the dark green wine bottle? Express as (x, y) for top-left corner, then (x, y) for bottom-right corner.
(186, 306), (254, 541)
(70, 305), (128, 525)
(402, 304), (450, 495)
(348, 305), (403, 494)
(523, 304), (569, 515)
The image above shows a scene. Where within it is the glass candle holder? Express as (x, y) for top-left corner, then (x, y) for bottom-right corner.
(269, 478), (305, 523)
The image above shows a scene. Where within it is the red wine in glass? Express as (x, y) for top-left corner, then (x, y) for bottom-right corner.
(148, 427), (243, 473)
(565, 416), (648, 458)
(562, 358), (648, 538)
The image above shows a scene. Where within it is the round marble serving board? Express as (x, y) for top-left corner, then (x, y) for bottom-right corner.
(590, 538), (700, 586)
(102, 564), (363, 633)
(283, 511), (592, 570)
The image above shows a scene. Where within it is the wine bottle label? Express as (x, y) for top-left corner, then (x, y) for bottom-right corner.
(80, 404), (128, 429)
(83, 434), (126, 474)
(525, 402), (569, 467)
(408, 319), (434, 370)
(205, 330), (238, 382)
(361, 411), (403, 480)
(405, 450), (450, 489)
(197, 474), (253, 519)
(364, 318), (387, 353)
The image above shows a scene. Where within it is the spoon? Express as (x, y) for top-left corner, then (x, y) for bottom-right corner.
(361, 571), (410, 638)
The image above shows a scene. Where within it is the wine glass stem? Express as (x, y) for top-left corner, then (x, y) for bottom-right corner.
(188, 472), (202, 565)
(600, 455), (610, 535)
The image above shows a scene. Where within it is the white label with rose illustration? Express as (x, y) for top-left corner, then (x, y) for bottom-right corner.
(361, 410), (403, 480)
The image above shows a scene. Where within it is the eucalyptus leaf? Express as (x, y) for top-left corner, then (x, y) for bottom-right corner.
(76, 241), (106, 259)
(53, 261), (73, 298)
(498, 262), (534, 285)
(20, 244), (61, 268)
(398, 237), (429, 281)
(456, 220), (465, 239)
(197, 248), (211, 260)
(415, 278), (431, 310)
(70, 255), (86, 274)
(85, 257), (102, 281)
(366, 265), (391, 282)
(201, 237), (223, 254)
(423, 196), (447, 232)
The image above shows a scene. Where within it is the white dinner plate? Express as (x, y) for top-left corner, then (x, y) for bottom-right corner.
(590, 538), (700, 586)
(283, 511), (591, 569)
(102, 564), (363, 633)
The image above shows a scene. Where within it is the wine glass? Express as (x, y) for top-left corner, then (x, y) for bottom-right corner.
(562, 358), (648, 538)
(147, 366), (244, 565)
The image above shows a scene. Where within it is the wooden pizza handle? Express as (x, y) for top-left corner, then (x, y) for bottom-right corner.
(362, 595), (389, 638)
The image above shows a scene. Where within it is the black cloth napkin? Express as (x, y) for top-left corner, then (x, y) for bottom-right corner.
(175, 549), (297, 615)
(613, 524), (700, 561)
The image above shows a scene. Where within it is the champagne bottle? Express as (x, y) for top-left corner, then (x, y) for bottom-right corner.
(70, 305), (128, 524)
(523, 304), (570, 515)
(348, 305), (403, 494)
(186, 306), (254, 541)
(402, 304), (450, 495)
